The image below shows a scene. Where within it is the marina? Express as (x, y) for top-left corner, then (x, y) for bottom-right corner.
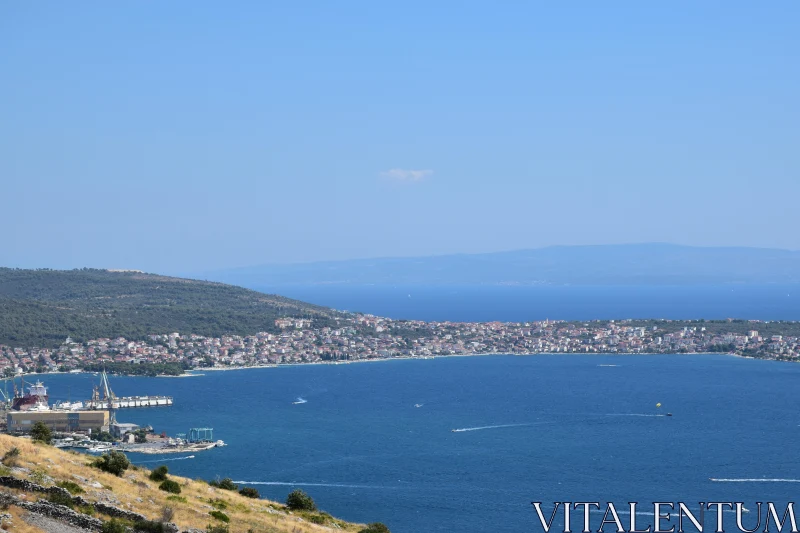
(2, 371), (220, 455)
(54, 436), (226, 455)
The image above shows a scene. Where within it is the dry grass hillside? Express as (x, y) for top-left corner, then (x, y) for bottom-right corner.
(0, 434), (375, 533)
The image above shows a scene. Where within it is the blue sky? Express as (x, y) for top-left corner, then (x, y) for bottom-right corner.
(1, 2), (798, 273)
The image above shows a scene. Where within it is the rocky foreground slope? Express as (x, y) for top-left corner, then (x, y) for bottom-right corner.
(0, 434), (372, 533)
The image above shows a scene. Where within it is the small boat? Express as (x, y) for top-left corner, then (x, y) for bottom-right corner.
(87, 446), (111, 453)
(666, 413), (673, 417)
(414, 404), (423, 408)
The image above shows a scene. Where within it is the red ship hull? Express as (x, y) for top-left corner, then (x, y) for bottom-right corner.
(11, 394), (49, 411)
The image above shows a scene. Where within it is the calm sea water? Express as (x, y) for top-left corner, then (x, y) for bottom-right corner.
(39, 354), (800, 533)
(251, 284), (800, 322)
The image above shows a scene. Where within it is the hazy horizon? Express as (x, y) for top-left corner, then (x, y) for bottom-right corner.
(5, 242), (800, 277)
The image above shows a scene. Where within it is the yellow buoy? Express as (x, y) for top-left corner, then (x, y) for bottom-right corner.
(656, 403), (662, 408)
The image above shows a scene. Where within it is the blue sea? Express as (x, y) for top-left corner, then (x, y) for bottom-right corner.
(40, 354), (800, 533)
(251, 284), (800, 322)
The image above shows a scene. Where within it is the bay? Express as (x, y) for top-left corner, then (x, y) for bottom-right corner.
(249, 284), (800, 322)
(38, 354), (800, 533)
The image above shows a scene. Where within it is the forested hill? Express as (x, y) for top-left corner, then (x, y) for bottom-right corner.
(0, 268), (340, 347)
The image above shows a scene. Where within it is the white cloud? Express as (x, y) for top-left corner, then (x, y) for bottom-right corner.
(379, 168), (433, 182)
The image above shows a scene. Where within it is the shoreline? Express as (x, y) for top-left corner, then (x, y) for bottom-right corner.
(8, 351), (784, 381)
(177, 350), (784, 376)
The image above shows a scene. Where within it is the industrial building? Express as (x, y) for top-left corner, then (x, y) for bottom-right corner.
(7, 410), (110, 434)
(110, 422), (139, 439)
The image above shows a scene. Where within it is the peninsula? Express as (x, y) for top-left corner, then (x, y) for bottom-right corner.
(1, 268), (799, 376)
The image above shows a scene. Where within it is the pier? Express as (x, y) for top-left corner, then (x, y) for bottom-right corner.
(83, 396), (173, 409)
(83, 371), (173, 412)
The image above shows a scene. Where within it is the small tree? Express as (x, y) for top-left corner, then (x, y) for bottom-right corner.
(359, 524), (391, 533)
(133, 428), (148, 443)
(149, 465), (169, 482)
(91, 429), (116, 443)
(30, 422), (52, 444)
(286, 489), (316, 511)
(93, 451), (130, 476)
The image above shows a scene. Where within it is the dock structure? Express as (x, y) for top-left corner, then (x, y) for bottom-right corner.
(84, 396), (173, 409)
(187, 427), (213, 442)
(84, 371), (173, 411)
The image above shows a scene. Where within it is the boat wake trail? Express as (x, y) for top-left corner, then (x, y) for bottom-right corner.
(451, 423), (531, 433)
(137, 455), (196, 463)
(598, 364), (620, 367)
(605, 414), (665, 418)
(710, 478), (800, 483)
(233, 481), (395, 489)
(292, 397), (307, 405)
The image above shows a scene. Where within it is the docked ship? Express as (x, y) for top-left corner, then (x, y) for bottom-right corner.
(11, 379), (49, 411)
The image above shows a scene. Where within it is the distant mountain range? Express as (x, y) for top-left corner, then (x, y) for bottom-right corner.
(205, 244), (800, 287)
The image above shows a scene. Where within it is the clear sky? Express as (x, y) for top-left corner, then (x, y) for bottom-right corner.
(2, 2), (798, 274)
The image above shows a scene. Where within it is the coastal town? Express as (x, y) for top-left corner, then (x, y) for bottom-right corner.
(1, 315), (799, 375)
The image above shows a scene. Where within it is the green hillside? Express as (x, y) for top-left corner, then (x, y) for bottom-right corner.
(0, 268), (339, 347)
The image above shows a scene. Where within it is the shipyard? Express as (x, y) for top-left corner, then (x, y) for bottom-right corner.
(1, 372), (223, 455)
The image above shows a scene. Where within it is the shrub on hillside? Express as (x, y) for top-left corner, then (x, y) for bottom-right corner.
(149, 465), (168, 482)
(47, 491), (75, 509)
(209, 510), (230, 523)
(101, 519), (128, 533)
(359, 523), (391, 533)
(209, 477), (237, 491)
(57, 480), (85, 494)
(209, 499), (227, 510)
(205, 525), (229, 533)
(133, 520), (166, 533)
(158, 479), (181, 494)
(78, 504), (95, 516)
(238, 487), (260, 498)
(93, 451), (130, 476)
(286, 489), (316, 511)
(1, 447), (20, 467)
(29, 468), (49, 485)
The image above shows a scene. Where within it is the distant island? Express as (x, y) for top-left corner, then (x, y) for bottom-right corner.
(0, 268), (799, 376)
(202, 243), (800, 287)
